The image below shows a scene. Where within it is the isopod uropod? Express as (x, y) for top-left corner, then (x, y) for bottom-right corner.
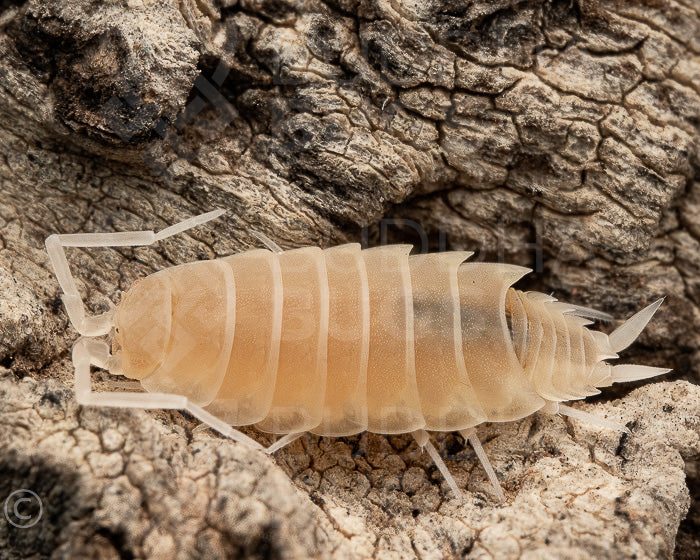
(45, 210), (669, 500)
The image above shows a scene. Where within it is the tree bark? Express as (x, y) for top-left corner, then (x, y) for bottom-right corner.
(0, 0), (698, 558)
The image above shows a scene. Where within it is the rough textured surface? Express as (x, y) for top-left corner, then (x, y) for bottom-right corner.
(0, 0), (699, 558)
(0, 370), (698, 559)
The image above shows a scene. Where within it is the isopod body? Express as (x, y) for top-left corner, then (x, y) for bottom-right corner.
(114, 244), (661, 436)
(46, 210), (668, 500)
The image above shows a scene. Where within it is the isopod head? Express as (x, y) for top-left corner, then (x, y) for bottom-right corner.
(113, 274), (172, 380)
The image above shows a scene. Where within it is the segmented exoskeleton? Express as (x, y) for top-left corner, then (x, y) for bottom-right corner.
(46, 210), (669, 500)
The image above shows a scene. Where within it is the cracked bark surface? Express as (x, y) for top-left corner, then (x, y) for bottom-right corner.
(0, 0), (699, 558)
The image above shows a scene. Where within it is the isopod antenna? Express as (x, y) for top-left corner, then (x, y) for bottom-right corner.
(45, 210), (265, 451)
(45, 209), (226, 337)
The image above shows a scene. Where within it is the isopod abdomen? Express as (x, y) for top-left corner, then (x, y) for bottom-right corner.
(46, 210), (669, 500)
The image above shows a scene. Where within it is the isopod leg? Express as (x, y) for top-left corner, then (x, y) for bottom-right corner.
(72, 336), (265, 451)
(45, 209), (226, 336)
(186, 404), (265, 451)
(248, 230), (283, 253)
(412, 430), (463, 500)
(546, 401), (630, 433)
(458, 428), (506, 502)
(608, 298), (664, 353)
(264, 432), (305, 454)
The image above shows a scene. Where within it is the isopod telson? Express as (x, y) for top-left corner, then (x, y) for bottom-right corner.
(45, 210), (670, 501)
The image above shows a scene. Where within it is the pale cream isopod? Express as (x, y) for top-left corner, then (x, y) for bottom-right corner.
(45, 210), (669, 500)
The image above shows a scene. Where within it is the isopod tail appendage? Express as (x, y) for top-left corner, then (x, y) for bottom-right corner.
(583, 299), (669, 387)
(608, 298), (665, 353)
(610, 364), (672, 383)
(509, 290), (668, 402)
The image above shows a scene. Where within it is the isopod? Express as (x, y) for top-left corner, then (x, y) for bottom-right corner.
(45, 210), (669, 500)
